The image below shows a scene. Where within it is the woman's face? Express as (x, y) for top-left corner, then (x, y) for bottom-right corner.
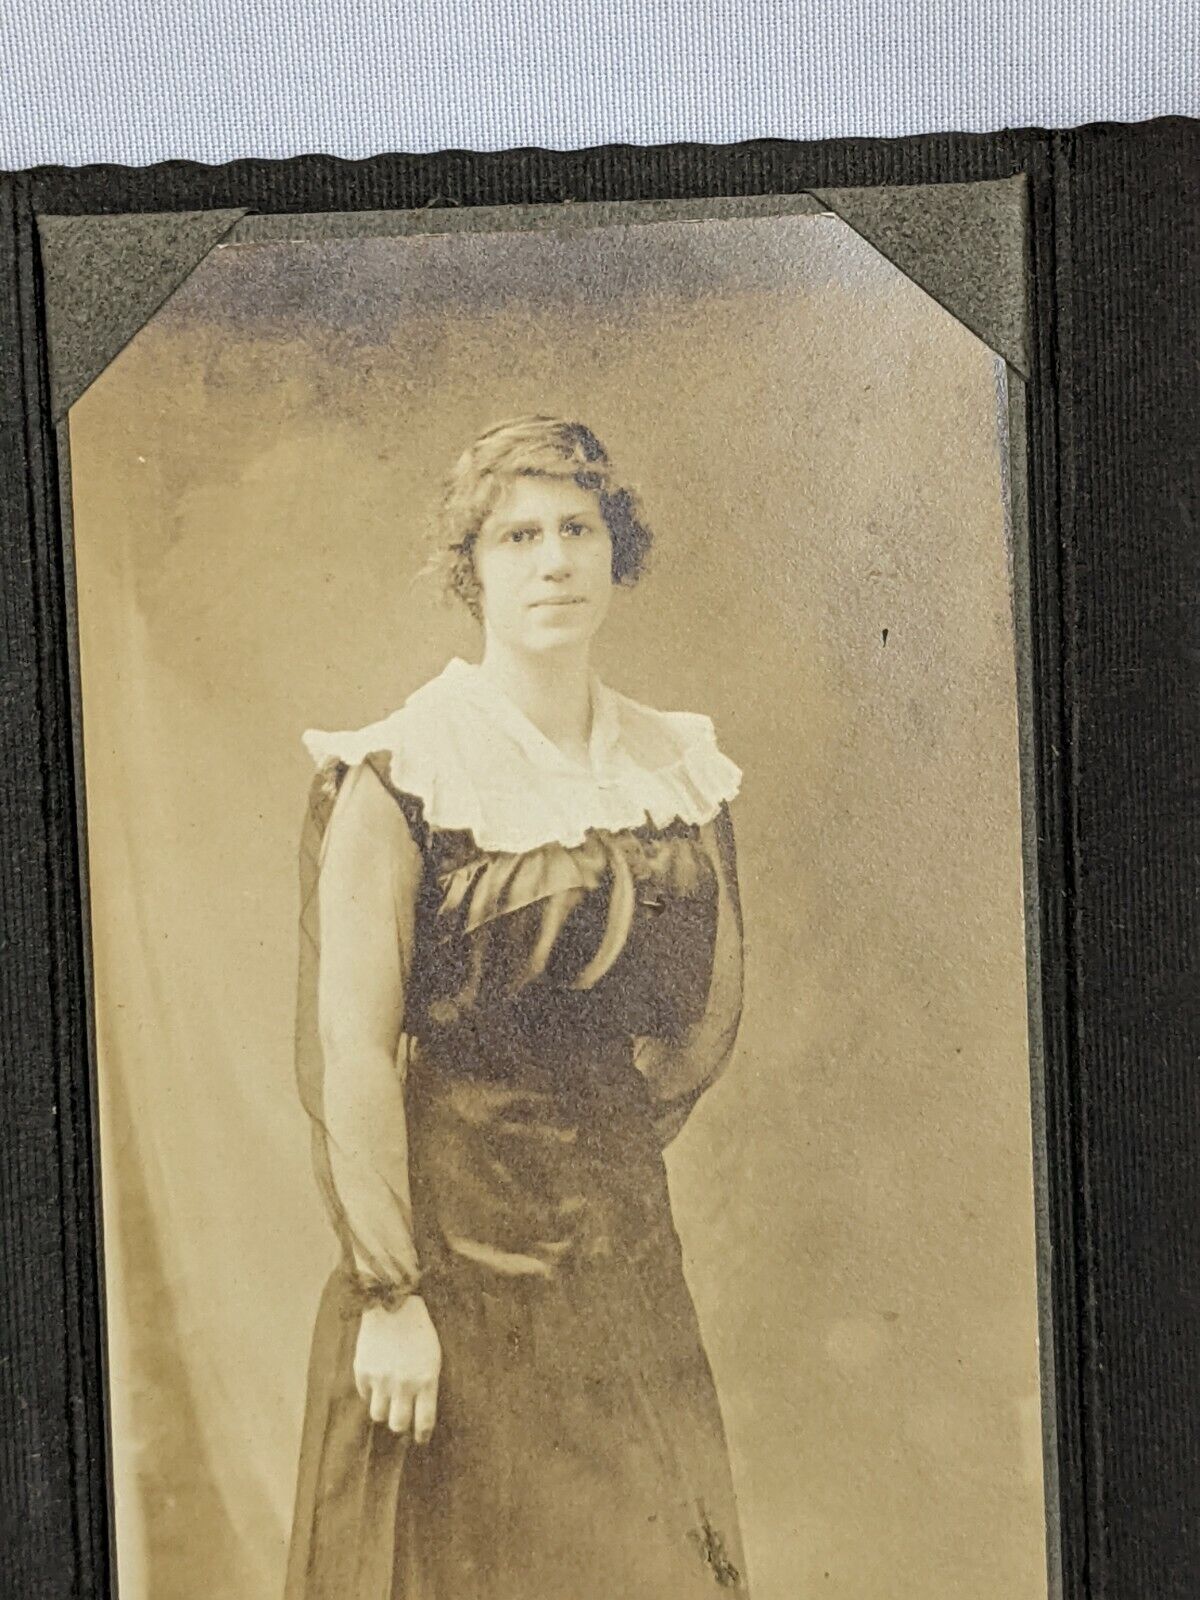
(472, 475), (615, 656)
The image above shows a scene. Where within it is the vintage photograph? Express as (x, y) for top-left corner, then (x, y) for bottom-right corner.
(65, 202), (1051, 1599)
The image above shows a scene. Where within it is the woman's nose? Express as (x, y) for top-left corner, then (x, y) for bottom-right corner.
(537, 532), (572, 575)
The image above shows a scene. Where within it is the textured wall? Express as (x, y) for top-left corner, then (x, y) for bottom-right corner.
(5, 0), (1196, 167)
(68, 212), (1047, 1599)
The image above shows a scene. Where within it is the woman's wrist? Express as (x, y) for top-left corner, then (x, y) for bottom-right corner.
(359, 1279), (414, 1313)
(342, 1268), (421, 1318)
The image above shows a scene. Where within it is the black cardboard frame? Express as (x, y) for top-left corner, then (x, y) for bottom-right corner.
(1, 121), (1197, 1600)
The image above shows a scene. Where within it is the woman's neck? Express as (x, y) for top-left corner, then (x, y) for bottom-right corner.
(476, 640), (595, 761)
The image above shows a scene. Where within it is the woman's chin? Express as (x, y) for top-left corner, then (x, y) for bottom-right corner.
(517, 611), (601, 651)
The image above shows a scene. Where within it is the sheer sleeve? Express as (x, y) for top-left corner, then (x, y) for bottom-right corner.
(295, 755), (423, 1308)
(636, 801), (745, 1147)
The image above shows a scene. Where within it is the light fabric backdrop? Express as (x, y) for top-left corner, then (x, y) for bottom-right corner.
(68, 212), (1048, 1599)
(2, 0), (1197, 168)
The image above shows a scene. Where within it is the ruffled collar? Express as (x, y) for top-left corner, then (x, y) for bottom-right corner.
(302, 656), (741, 855)
(441, 657), (623, 781)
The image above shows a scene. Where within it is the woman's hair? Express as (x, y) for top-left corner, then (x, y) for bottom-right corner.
(428, 415), (653, 620)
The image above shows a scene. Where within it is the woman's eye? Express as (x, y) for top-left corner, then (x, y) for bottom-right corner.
(564, 521), (590, 537)
(507, 527), (537, 544)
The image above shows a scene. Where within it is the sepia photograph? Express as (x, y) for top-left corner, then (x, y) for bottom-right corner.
(63, 200), (1052, 1599)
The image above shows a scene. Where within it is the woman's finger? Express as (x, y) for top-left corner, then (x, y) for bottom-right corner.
(367, 1385), (390, 1425)
(412, 1382), (438, 1446)
(388, 1388), (414, 1436)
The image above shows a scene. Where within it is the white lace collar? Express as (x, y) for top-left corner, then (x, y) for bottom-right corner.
(302, 656), (742, 854)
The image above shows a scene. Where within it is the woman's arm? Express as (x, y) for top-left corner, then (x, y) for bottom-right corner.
(638, 802), (745, 1147)
(315, 760), (440, 1440)
(317, 761), (420, 1291)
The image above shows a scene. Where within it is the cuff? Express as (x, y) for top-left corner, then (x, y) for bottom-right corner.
(340, 1269), (421, 1318)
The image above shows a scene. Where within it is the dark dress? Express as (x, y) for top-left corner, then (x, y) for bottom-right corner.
(283, 664), (748, 1599)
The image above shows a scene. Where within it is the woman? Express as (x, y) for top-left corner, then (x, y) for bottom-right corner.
(284, 416), (748, 1598)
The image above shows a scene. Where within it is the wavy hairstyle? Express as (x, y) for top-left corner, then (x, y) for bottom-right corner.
(427, 416), (653, 620)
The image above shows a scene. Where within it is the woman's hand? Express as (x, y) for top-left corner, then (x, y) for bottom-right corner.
(354, 1295), (442, 1444)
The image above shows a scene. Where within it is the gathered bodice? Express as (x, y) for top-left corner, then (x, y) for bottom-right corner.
(402, 785), (722, 1058)
(294, 658), (745, 1300)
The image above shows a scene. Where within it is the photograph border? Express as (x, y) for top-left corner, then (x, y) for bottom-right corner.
(1, 122), (1197, 1600)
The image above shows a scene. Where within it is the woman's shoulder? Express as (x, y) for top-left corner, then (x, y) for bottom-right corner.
(300, 663), (742, 851)
(599, 681), (742, 824)
(301, 663), (466, 773)
(300, 707), (409, 775)
(601, 680), (729, 768)
(301, 663), (495, 846)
